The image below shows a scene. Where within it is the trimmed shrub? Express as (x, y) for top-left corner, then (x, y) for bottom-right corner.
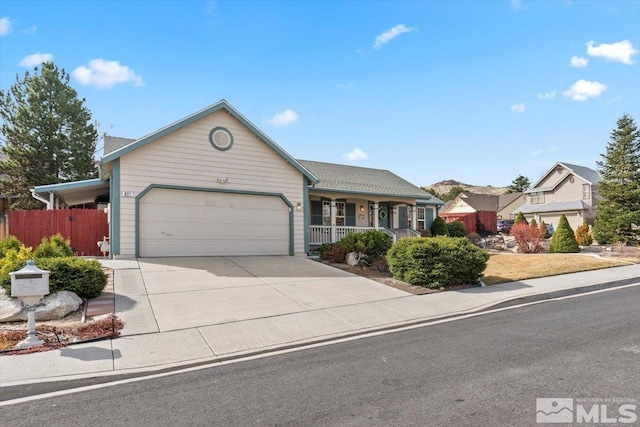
(0, 236), (23, 259)
(511, 222), (544, 253)
(387, 236), (489, 289)
(530, 218), (537, 228)
(0, 246), (34, 279)
(514, 212), (528, 225)
(33, 233), (74, 258)
(447, 221), (468, 238)
(339, 230), (393, 259)
(574, 221), (593, 247)
(550, 215), (579, 253)
(431, 217), (449, 236)
(420, 228), (432, 238)
(0, 257), (107, 299)
(318, 243), (347, 263)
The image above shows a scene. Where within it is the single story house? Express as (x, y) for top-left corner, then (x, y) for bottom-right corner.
(32, 100), (442, 258)
(516, 162), (601, 230)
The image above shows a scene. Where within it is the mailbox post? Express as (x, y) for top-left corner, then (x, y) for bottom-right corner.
(10, 260), (50, 349)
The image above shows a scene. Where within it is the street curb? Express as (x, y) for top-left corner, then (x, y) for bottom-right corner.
(2, 277), (638, 401)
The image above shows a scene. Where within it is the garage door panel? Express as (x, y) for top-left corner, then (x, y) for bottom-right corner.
(139, 189), (290, 257)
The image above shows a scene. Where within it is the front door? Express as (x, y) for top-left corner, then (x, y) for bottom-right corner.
(378, 204), (389, 228)
(398, 206), (408, 229)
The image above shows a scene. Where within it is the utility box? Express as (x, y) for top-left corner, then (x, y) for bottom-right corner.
(10, 260), (50, 304)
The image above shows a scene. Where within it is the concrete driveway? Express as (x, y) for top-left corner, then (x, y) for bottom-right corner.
(113, 256), (408, 335)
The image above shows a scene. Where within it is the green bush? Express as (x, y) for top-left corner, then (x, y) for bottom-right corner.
(33, 233), (74, 258)
(318, 243), (347, 263)
(447, 221), (467, 238)
(419, 228), (432, 238)
(0, 257), (107, 299)
(550, 215), (579, 253)
(431, 217), (449, 236)
(339, 230), (393, 259)
(387, 236), (489, 289)
(539, 221), (551, 238)
(0, 236), (23, 259)
(575, 221), (593, 246)
(514, 212), (528, 225)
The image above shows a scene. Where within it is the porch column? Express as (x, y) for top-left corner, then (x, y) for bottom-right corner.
(330, 199), (336, 242)
(373, 202), (379, 229)
(49, 193), (54, 211)
(411, 205), (417, 230)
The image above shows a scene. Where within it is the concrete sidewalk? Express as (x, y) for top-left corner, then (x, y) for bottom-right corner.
(1, 261), (639, 387)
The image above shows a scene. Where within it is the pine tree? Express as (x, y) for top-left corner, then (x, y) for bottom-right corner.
(550, 214), (579, 253)
(0, 62), (98, 209)
(514, 212), (528, 225)
(592, 114), (640, 245)
(539, 220), (551, 238)
(507, 175), (531, 193)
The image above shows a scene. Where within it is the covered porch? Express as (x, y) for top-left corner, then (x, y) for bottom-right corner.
(307, 196), (435, 246)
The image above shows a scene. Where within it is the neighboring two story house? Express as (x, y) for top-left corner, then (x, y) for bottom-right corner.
(517, 162), (600, 230)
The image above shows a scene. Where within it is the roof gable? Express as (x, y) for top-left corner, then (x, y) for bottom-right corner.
(531, 161), (601, 191)
(458, 192), (499, 211)
(99, 99), (317, 183)
(298, 159), (442, 203)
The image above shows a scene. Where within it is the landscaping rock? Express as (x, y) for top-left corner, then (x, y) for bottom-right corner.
(346, 252), (365, 266)
(0, 290), (82, 322)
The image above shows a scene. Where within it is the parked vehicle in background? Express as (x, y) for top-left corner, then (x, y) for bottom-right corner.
(497, 219), (514, 234)
(546, 224), (554, 236)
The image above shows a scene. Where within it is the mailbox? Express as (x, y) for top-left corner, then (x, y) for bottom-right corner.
(10, 260), (50, 304)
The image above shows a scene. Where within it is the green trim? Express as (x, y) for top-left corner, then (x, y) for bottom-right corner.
(134, 184), (295, 257)
(309, 187), (444, 205)
(110, 159), (121, 257)
(303, 177), (310, 253)
(34, 178), (107, 193)
(208, 126), (234, 151)
(100, 99), (318, 184)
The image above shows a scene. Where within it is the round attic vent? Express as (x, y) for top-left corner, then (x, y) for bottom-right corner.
(209, 127), (234, 151)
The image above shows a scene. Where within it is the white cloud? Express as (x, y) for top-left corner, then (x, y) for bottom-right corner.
(345, 148), (368, 162)
(0, 17), (11, 36)
(336, 82), (354, 89)
(586, 40), (638, 65)
(563, 79), (606, 101)
(570, 56), (588, 67)
(530, 149), (543, 157)
(267, 109), (298, 126)
(22, 24), (37, 34)
(606, 95), (623, 105)
(373, 24), (414, 50)
(537, 90), (556, 100)
(511, 103), (526, 113)
(72, 59), (144, 89)
(19, 52), (53, 67)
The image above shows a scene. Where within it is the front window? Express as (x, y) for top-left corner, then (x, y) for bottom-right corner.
(582, 184), (590, 199)
(322, 200), (331, 225)
(530, 191), (545, 204)
(417, 207), (426, 230)
(335, 202), (345, 226)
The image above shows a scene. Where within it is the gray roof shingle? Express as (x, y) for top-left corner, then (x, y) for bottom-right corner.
(298, 160), (442, 203)
(103, 136), (135, 155)
(518, 200), (587, 214)
(559, 162), (601, 185)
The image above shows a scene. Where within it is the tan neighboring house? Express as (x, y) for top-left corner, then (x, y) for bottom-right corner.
(517, 162), (601, 230)
(497, 192), (527, 220)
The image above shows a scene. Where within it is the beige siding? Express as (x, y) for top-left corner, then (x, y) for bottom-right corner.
(537, 165), (570, 189)
(116, 109), (305, 257)
(498, 194), (526, 219)
(446, 199), (476, 214)
(553, 175), (590, 205)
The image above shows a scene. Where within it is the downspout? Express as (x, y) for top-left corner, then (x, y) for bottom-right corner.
(30, 189), (52, 210)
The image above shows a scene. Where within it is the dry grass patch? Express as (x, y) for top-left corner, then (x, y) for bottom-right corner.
(483, 253), (631, 285)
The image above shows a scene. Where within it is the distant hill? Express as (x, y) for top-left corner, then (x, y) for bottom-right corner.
(424, 179), (509, 196)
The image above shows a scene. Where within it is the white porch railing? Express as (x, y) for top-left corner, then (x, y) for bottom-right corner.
(309, 225), (398, 245)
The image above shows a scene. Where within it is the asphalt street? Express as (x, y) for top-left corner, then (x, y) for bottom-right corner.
(1, 285), (638, 426)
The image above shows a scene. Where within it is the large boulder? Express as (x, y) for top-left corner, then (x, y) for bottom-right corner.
(0, 289), (82, 322)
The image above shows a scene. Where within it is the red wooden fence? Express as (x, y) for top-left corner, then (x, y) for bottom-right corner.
(440, 211), (497, 235)
(8, 209), (109, 256)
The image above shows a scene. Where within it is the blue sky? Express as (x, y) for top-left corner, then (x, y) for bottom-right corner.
(1, 1), (639, 188)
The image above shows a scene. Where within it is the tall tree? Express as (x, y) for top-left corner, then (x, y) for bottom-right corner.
(0, 61), (98, 210)
(592, 114), (640, 245)
(506, 174), (531, 193)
